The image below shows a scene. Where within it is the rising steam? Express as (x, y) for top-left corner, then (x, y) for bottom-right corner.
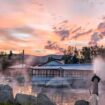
(93, 57), (105, 80)
(93, 56), (105, 105)
(0, 56), (36, 97)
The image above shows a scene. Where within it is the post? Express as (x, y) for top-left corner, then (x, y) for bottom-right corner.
(91, 74), (100, 96)
(90, 74), (101, 105)
(22, 50), (24, 65)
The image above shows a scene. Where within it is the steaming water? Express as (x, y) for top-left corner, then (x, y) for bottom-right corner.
(46, 77), (70, 87)
(32, 86), (90, 105)
(32, 77), (90, 105)
(0, 75), (90, 105)
(93, 57), (105, 105)
(0, 56), (94, 105)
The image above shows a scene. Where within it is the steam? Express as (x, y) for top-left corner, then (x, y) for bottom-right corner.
(93, 57), (105, 80)
(93, 56), (105, 105)
(0, 56), (35, 97)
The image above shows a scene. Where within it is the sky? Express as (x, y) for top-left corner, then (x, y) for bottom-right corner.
(0, 0), (105, 55)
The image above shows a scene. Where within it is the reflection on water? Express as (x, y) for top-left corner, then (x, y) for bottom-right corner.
(32, 86), (90, 105)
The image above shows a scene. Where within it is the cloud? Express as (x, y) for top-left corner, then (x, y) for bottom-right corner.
(0, 25), (62, 55)
(54, 29), (70, 40)
(0, 0), (44, 28)
(0, 29), (21, 42)
(91, 32), (102, 42)
(89, 21), (105, 44)
(72, 29), (92, 39)
(97, 22), (105, 33)
(11, 32), (31, 40)
(0, 27), (38, 53)
(53, 20), (72, 40)
(89, 33), (104, 45)
(67, 40), (88, 46)
(0, 0), (105, 55)
(71, 27), (81, 33)
(0, 29), (33, 43)
(14, 27), (34, 34)
(45, 41), (64, 53)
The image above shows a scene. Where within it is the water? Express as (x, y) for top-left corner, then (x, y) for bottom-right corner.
(0, 75), (91, 105)
(32, 86), (90, 105)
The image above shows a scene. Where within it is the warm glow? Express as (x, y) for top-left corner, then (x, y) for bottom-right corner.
(0, 0), (105, 55)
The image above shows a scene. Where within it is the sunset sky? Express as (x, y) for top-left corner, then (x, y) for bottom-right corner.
(0, 0), (105, 55)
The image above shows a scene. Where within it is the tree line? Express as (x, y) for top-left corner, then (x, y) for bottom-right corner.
(62, 45), (105, 64)
(0, 50), (24, 71)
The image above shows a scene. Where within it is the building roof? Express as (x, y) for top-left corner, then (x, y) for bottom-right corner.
(8, 63), (93, 71)
(8, 64), (27, 69)
(39, 60), (63, 66)
(31, 64), (93, 71)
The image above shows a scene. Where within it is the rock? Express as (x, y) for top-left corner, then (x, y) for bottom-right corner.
(15, 94), (37, 105)
(75, 100), (89, 105)
(0, 85), (14, 105)
(37, 93), (56, 105)
(16, 76), (25, 84)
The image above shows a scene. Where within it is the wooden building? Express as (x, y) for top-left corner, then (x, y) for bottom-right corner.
(31, 61), (93, 88)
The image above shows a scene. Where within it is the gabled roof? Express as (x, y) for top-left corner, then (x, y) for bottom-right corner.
(39, 60), (63, 66)
(8, 64), (27, 69)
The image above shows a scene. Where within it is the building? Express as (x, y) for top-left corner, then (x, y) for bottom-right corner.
(31, 60), (93, 88)
(7, 60), (94, 88)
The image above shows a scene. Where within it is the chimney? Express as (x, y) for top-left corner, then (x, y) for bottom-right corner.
(91, 74), (100, 96)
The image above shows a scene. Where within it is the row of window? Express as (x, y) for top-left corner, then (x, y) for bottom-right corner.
(32, 69), (63, 77)
(32, 69), (92, 77)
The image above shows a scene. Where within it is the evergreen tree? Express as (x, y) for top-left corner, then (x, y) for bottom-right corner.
(8, 50), (13, 60)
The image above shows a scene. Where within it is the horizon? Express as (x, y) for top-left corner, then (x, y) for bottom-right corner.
(0, 44), (105, 57)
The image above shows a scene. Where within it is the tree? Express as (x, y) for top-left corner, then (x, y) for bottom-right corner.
(1, 58), (10, 71)
(62, 54), (72, 64)
(70, 54), (79, 64)
(62, 46), (76, 64)
(8, 50), (13, 60)
(81, 47), (91, 63)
